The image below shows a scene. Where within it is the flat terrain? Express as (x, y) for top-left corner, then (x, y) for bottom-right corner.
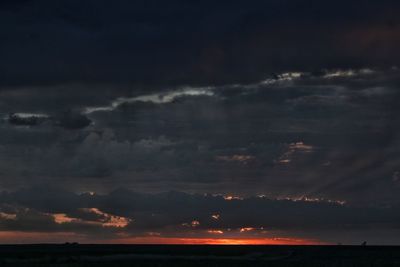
(0, 244), (399, 267)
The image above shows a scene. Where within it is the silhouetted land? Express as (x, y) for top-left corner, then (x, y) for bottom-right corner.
(0, 244), (399, 266)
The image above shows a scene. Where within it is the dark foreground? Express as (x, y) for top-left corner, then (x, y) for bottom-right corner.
(0, 245), (399, 267)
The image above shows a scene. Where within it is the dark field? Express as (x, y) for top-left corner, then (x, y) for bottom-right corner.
(0, 245), (399, 267)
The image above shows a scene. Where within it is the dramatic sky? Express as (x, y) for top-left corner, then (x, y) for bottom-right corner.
(0, 0), (400, 245)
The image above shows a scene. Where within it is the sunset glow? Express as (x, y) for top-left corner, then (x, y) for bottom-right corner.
(52, 209), (131, 228)
(223, 195), (243, 201)
(207, 230), (224, 234)
(109, 237), (323, 245)
(211, 214), (220, 220)
(240, 227), (255, 233)
(0, 231), (323, 245)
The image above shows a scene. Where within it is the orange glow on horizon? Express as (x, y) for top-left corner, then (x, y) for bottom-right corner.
(109, 236), (323, 245)
(0, 231), (324, 245)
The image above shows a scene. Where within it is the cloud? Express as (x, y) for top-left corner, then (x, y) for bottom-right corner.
(6, 113), (49, 126)
(84, 86), (215, 114)
(0, 68), (399, 206)
(1, 1), (400, 88)
(0, 187), (399, 244)
(52, 208), (131, 228)
(4, 111), (92, 130)
(52, 111), (92, 129)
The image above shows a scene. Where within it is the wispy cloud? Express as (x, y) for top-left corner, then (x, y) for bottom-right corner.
(84, 86), (215, 114)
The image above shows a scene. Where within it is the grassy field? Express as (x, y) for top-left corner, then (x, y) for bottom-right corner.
(0, 245), (399, 266)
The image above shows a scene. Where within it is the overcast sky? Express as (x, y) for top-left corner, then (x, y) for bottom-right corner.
(0, 0), (400, 245)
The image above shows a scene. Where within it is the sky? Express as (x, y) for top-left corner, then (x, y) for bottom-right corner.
(0, 0), (400, 245)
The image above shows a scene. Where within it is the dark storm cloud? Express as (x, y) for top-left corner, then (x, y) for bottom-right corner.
(0, 187), (399, 243)
(53, 111), (92, 129)
(0, 69), (400, 207)
(0, 0), (400, 88)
